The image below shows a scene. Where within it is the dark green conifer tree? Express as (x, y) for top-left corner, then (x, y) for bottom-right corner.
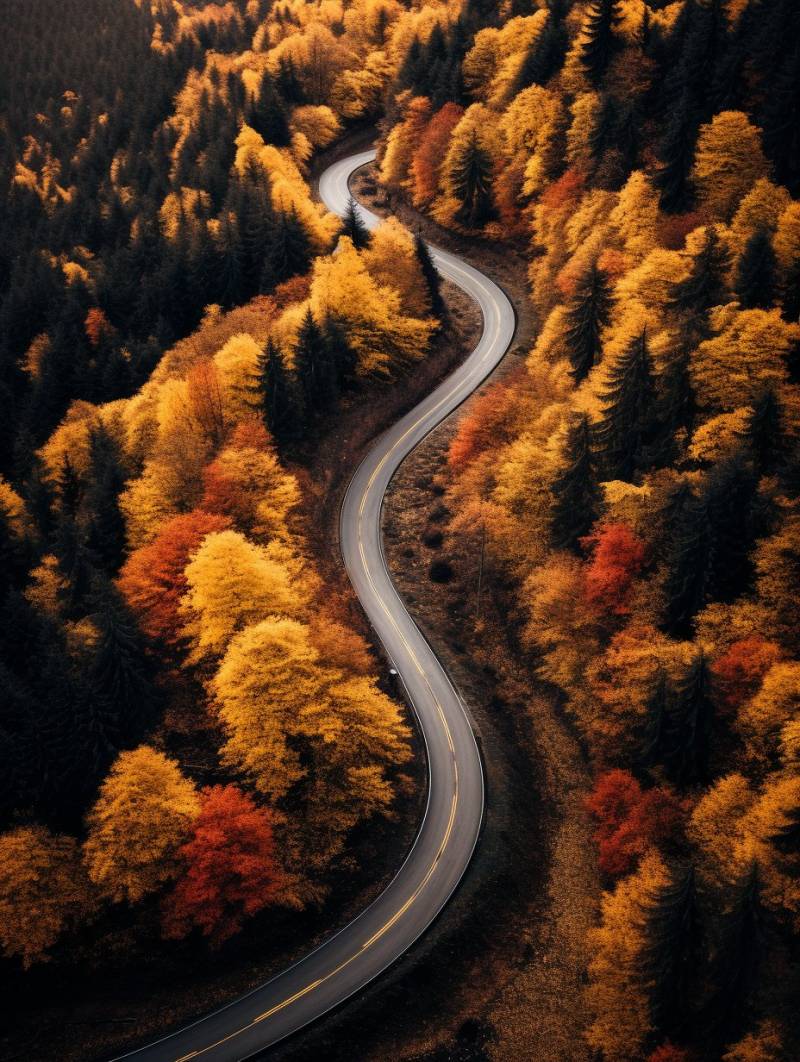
(734, 227), (778, 310)
(550, 414), (602, 552)
(511, 10), (568, 93)
(668, 225), (730, 340)
(414, 234), (446, 321)
(259, 338), (303, 453)
(703, 866), (762, 1041)
(89, 582), (158, 747)
(743, 388), (785, 476)
(580, 0), (623, 86)
(565, 262), (612, 383)
(323, 315), (358, 391)
(247, 74), (291, 146)
(594, 329), (666, 480)
(450, 128), (496, 229)
(295, 308), (337, 415)
(665, 653), (715, 785)
(660, 486), (711, 638)
(638, 864), (702, 1038)
(654, 92), (699, 213)
(340, 196), (372, 250)
(639, 667), (672, 769)
(264, 209), (312, 285)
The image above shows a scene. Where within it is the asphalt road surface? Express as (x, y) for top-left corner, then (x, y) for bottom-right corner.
(113, 148), (515, 1062)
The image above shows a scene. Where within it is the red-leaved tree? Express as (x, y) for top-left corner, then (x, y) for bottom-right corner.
(586, 770), (687, 878)
(162, 785), (288, 944)
(582, 523), (647, 617)
(117, 510), (231, 650)
(711, 636), (783, 713)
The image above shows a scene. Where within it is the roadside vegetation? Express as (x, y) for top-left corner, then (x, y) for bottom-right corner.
(2, 1), (799, 1061)
(376, 1), (800, 1059)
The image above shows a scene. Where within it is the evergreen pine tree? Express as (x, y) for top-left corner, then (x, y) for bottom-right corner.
(660, 486), (711, 639)
(565, 262), (612, 383)
(216, 212), (244, 308)
(743, 388), (785, 475)
(665, 652), (715, 784)
(703, 453), (760, 604)
(639, 667), (672, 769)
(323, 315), (358, 391)
(735, 227), (778, 310)
(85, 427), (128, 574)
(668, 225), (730, 339)
(450, 128), (496, 229)
(703, 866), (762, 1041)
(760, 45), (800, 196)
(340, 196), (372, 250)
(89, 582), (158, 747)
(264, 209), (312, 285)
(295, 308), (337, 415)
(638, 864), (702, 1038)
(259, 338), (303, 453)
(780, 253), (800, 324)
(550, 413), (602, 552)
(414, 234), (446, 320)
(276, 55), (306, 105)
(247, 74), (291, 147)
(654, 91), (699, 213)
(594, 329), (666, 480)
(580, 0), (623, 86)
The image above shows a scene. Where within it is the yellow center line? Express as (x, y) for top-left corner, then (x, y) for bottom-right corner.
(167, 190), (510, 1062)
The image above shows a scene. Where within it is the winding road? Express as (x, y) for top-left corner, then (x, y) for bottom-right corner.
(115, 148), (515, 1062)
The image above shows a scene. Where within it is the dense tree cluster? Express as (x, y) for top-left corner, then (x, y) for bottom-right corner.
(376, 1), (800, 1058)
(0, 0), (452, 976)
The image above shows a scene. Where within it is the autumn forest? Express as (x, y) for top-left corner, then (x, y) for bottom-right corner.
(1, 0), (799, 1059)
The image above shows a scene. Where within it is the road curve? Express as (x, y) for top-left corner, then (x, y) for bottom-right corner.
(113, 148), (515, 1062)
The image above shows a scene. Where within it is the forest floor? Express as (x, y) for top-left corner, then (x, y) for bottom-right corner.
(265, 137), (600, 1062)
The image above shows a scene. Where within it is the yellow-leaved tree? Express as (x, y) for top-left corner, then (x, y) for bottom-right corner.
(0, 826), (95, 967)
(180, 529), (302, 664)
(309, 236), (436, 377)
(586, 851), (670, 1061)
(692, 111), (769, 220)
(83, 747), (201, 904)
(361, 216), (435, 318)
(213, 616), (410, 867)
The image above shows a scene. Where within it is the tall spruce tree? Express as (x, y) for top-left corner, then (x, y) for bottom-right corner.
(340, 196), (372, 249)
(450, 128), (496, 229)
(594, 328), (666, 481)
(89, 582), (158, 748)
(654, 91), (699, 213)
(744, 388), (785, 475)
(580, 0), (623, 86)
(264, 208), (312, 285)
(295, 308), (337, 415)
(550, 413), (602, 552)
(259, 337), (303, 453)
(639, 667), (672, 769)
(661, 486), (712, 638)
(760, 44), (800, 196)
(703, 866), (762, 1042)
(665, 652), (715, 785)
(735, 227), (778, 310)
(638, 864), (703, 1039)
(565, 262), (612, 383)
(323, 315), (358, 391)
(247, 74), (291, 147)
(415, 234), (446, 320)
(668, 225), (730, 340)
